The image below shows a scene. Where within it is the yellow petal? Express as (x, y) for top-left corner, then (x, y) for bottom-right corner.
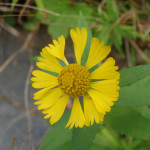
(91, 79), (119, 99)
(85, 38), (111, 69)
(70, 27), (87, 64)
(34, 87), (63, 110)
(66, 97), (85, 129)
(47, 35), (68, 63)
(42, 95), (69, 125)
(83, 94), (100, 126)
(90, 57), (120, 80)
(36, 48), (63, 73)
(87, 89), (113, 114)
(33, 87), (51, 100)
(31, 70), (58, 89)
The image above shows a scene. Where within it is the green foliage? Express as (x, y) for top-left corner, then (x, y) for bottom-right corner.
(105, 107), (150, 140)
(34, 0), (94, 38)
(4, 12), (17, 26)
(92, 127), (120, 149)
(23, 17), (39, 31)
(116, 86), (150, 107)
(72, 124), (98, 150)
(95, 0), (150, 56)
(119, 65), (150, 87)
(11, 0), (19, 9)
(39, 112), (72, 150)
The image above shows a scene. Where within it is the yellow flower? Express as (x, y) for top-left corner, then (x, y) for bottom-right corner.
(31, 27), (120, 129)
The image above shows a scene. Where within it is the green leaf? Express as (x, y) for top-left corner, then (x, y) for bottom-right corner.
(138, 141), (150, 150)
(77, 12), (92, 66)
(105, 107), (150, 139)
(99, 25), (111, 45)
(112, 26), (124, 56)
(31, 56), (40, 62)
(23, 19), (38, 31)
(39, 112), (72, 150)
(34, 0), (45, 9)
(11, 0), (19, 9)
(42, 0), (94, 38)
(132, 75), (150, 88)
(72, 124), (98, 150)
(89, 143), (115, 150)
(116, 86), (150, 107)
(119, 65), (150, 87)
(48, 25), (69, 39)
(134, 32), (150, 42)
(4, 14), (17, 26)
(136, 106), (150, 120)
(93, 127), (120, 149)
(53, 141), (72, 150)
(106, 0), (119, 21)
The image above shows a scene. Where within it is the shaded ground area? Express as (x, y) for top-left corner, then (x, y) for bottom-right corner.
(0, 26), (51, 150)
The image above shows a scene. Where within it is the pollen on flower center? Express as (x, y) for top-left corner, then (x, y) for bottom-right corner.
(58, 64), (90, 97)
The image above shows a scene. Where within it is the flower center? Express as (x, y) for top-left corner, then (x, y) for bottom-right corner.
(58, 64), (90, 97)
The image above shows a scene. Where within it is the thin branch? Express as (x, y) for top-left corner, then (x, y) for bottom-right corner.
(0, 2), (60, 16)
(24, 63), (34, 150)
(18, 0), (32, 24)
(124, 39), (132, 67)
(128, 39), (150, 64)
(0, 2), (100, 21)
(11, 136), (16, 150)
(0, 19), (20, 37)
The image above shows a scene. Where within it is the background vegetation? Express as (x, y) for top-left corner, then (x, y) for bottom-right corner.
(0, 0), (150, 150)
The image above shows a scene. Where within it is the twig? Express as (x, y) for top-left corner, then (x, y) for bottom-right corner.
(18, 0), (32, 24)
(24, 63), (34, 150)
(117, 9), (135, 24)
(124, 39), (132, 67)
(0, 108), (36, 130)
(0, 93), (25, 109)
(0, 31), (35, 73)
(0, 6), (19, 12)
(0, 3), (100, 21)
(0, 2), (60, 16)
(128, 39), (150, 64)
(99, 0), (106, 7)
(0, 19), (20, 37)
(11, 136), (16, 150)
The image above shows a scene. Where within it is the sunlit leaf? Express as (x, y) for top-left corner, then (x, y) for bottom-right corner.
(105, 107), (150, 139)
(39, 112), (72, 150)
(72, 124), (98, 150)
(116, 86), (150, 107)
(119, 65), (150, 87)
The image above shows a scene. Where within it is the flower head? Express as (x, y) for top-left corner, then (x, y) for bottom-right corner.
(31, 27), (120, 129)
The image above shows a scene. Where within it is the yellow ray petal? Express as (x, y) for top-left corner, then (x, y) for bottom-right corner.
(42, 95), (69, 125)
(31, 70), (58, 89)
(33, 87), (51, 100)
(36, 48), (63, 73)
(70, 27), (87, 64)
(90, 57), (120, 80)
(85, 38), (111, 69)
(91, 79), (119, 99)
(66, 97), (85, 129)
(34, 87), (63, 110)
(83, 94), (100, 126)
(47, 35), (68, 63)
(87, 88), (113, 114)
